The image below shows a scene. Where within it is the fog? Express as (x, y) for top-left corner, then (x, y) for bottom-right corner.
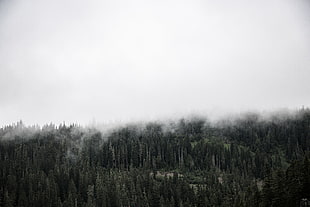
(0, 0), (310, 126)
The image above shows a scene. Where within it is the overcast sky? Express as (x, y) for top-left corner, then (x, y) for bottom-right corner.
(0, 0), (310, 126)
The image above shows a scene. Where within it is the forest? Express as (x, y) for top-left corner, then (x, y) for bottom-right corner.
(0, 109), (309, 207)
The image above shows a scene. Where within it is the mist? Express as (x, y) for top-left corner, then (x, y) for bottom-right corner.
(0, 0), (310, 126)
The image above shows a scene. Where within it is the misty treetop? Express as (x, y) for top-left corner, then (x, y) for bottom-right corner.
(0, 109), (309, 207)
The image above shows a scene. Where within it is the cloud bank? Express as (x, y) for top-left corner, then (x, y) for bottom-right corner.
(0, 0), (310, 126)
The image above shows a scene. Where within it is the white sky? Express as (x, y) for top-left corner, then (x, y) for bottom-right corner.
(0, 0), (310, 126)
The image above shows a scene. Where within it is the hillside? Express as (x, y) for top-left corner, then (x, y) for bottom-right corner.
(0, 109), (309, 207)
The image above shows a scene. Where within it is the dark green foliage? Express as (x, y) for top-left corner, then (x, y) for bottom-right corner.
(0, 109), (309, 206)
(261, 156), (310, 207)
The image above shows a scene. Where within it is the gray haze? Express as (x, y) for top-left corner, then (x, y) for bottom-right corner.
(0, 0), (310, 126)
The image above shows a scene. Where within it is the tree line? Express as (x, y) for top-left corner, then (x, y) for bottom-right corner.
(0, 109), (309, 206)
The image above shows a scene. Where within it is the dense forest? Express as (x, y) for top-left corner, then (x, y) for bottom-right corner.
(0, 109), (309, 207)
